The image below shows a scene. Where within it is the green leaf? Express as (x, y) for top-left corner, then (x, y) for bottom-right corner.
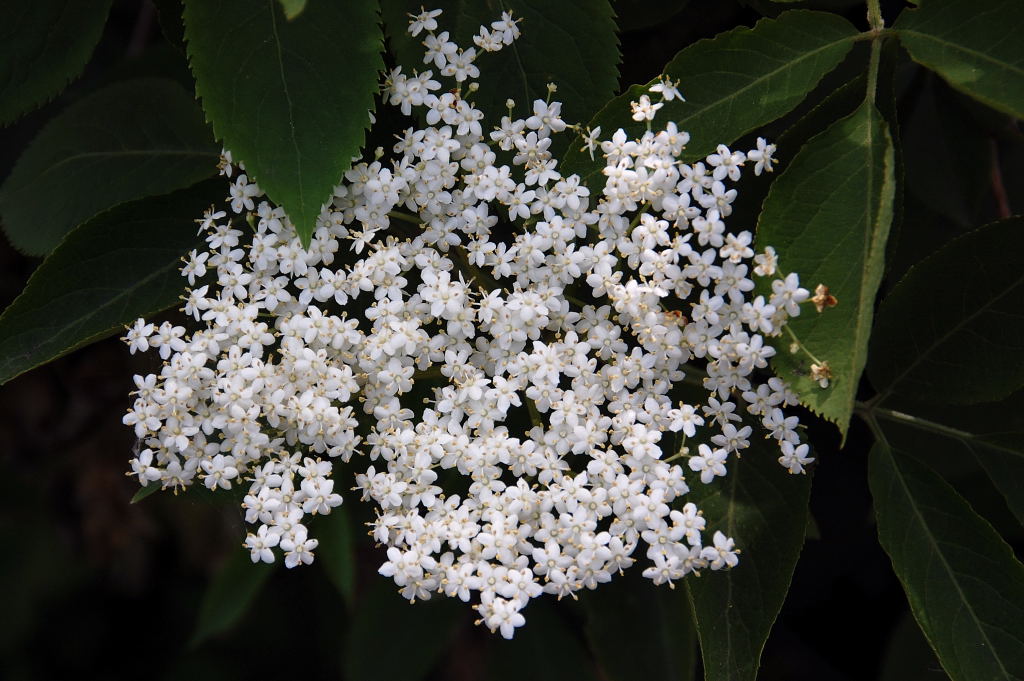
(879, 613), (950, 681)
(0, 181), (220, 387)
(152, 0), (186, 50)
(278, 0), (307, 20)
(868, 217), (1024, 405)
(0, 0), (112, 125)
(613, 0), (690, 32)
(894, 0), (1024, 120)
(581, 569), (696, 681)
(379, 0), (619, 125)
(685, 442), (812, 681)
(0, 78), (219, 256)
(485, 599), (597, 681)
(756, 100), (895, 436)
(868, 440), (1024, 681)
(560, 10), (858, 183)
(183, 0), (383, 247)
(315, 507), (356, 605)
(130, 484), (161, 504)
(190, 548), (275, 647)
(900, 76), (994, 230)
(343, 579), (466, 681)
(869, 390), (1024, 530)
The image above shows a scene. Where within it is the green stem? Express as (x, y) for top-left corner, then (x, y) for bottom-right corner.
(783, 324), (824, 366)
(866, 36), (882, 104)
(388, 209), (500, 292)
(855, 402), (974, 441)
(865, 0), (885, 104)
(388, 210), (421, 226)
(866, 0), (884, 32)
(663, 434), (689, 462)
(525, 397), (543, 429)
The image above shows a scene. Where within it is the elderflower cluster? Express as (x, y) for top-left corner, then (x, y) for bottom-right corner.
(123, 8), (823, 639)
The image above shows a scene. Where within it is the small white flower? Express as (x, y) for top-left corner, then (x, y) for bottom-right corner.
(649, 76), (684, 102)
(407, 7), (442, 36)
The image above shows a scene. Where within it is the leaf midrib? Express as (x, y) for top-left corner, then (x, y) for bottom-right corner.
(878, 268), (1024, 404)
(11, 149), (219, 183)
(895, 28), (1024, 79)
(0, 240), (187, 385)
(268, 1), (304, 209)
(672, 30), (858, 127)
(884, 445), (1012, 680)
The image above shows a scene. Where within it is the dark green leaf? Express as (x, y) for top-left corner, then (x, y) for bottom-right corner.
(191, 548), (275, 647)
(901, 76), (995, 229)
(343, 579), (466, 681)
(613, 0), (690, 32)
(278, 0), (307, 20)
(130, 484), (161, 504)
(868, 217), (1024, 405)
(0, 0), (112, 125)
(0, 181), (220, 386)
(184, 0), (383, 246)
(895, 0), (1024, 120)
(869, 390), (1024, 530)
(561, 10), (858, 183)
(380, 0), (619, 126)
(581, 568), (696, 681)
(756, 100), (895, 435)
(0, 78), (219, 256)
(869, 440), (1024, 681)
(486, 598), (596, 681)
(878, 613), (950, 681)
(152, 0), (186, 50)
(685, 440), (812, 681)
(315, 506), (356, 605)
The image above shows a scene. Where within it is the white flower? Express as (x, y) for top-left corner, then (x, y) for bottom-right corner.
(407, 8), (442, 36)
(649, 76), (684, 102)
(124, 7), (820, 640)
(747, 137), (777, 176)
(123, 318), (154, 354)
(779, 441), (814, 474)
(245, 526), (281, 564)
(701, 531), (739, 569)
(630, 95), (663, 122)
(688, 444), (728, 484)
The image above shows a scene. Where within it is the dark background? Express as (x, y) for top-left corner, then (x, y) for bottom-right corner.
(2, 1), (1020, 679)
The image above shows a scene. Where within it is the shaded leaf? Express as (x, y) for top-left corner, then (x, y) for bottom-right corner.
(315, 506), (356, 605)
(343, 579), (466, 681)
(869, 390), (1024, 529)
(868, 441), (1024, 681)
(561, 10), (858, 184)
(879, 612), (950, 681)
(0, 181), (220, 386)
(0, 78), (219, 256)
(895, 0), (1024, 120)
(130, 484), (161, 504)
(485, 598), (596, 681)
(614, 0), (690, 32)
(581, 568), (696, 681)
(380, 0), (619, 127)
(868, 217), (1024, 405)
(152, 0), (186, 50)
(685, 442), (812, 681)
(190, 548), (275, 647)
(184, 0), (383, 246)
(278, 0), (307, 20)
(0, 0), (112, 125)
(901, 75), (995, 229)
(756, 100), (895, 435)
